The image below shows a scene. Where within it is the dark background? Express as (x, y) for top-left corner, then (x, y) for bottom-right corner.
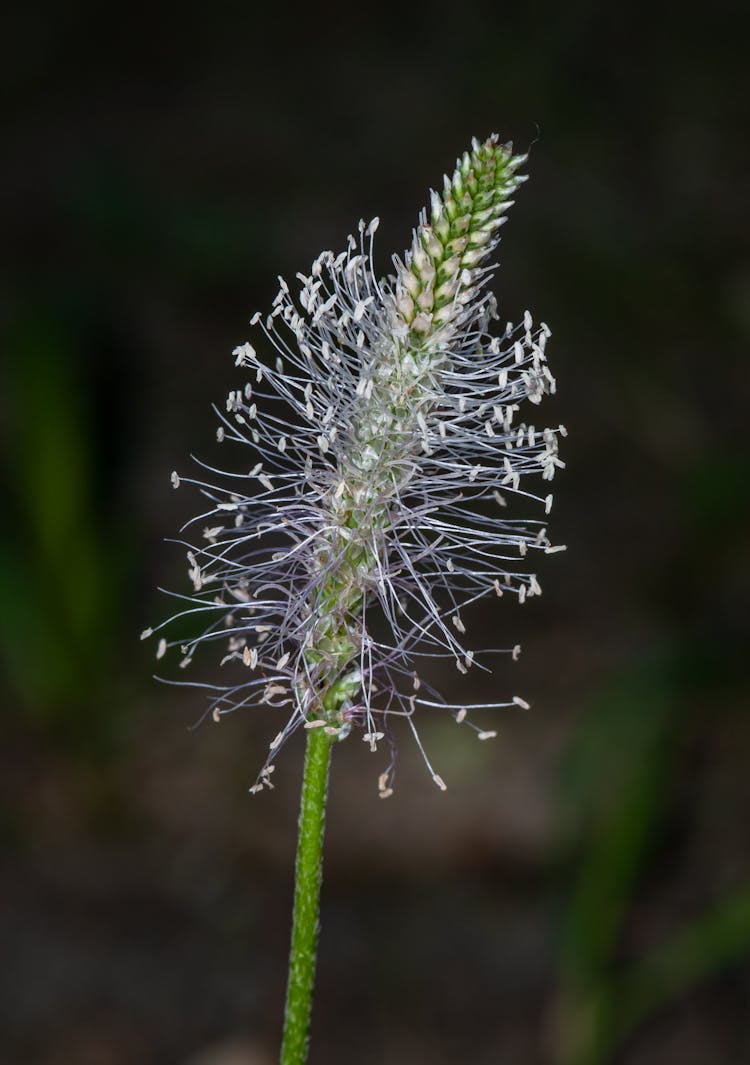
(2, 4), (749, 1063)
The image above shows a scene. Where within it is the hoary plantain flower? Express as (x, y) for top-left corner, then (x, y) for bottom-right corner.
(145, 134), (564, 1065)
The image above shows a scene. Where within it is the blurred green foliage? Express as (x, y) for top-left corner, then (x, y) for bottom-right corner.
(1, 309), (126, 751)
(555, 655), (750, 1064)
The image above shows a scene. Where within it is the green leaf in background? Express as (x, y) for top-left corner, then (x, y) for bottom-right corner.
(1, 308), (123, 748)
(554, 653), (750, 1064)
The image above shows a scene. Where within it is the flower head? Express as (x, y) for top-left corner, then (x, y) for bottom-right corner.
(145, 135), (565, 796)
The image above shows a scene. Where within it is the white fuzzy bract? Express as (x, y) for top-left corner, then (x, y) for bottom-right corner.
(150, 135), (565, 795)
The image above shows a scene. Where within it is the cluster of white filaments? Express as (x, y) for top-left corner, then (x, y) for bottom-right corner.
(144, 135), (565, 796)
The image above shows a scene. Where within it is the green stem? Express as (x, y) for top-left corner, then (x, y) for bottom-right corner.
(280, 727), (333, 1065)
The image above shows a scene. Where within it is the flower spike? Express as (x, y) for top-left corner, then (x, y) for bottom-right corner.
(149, 134), (565, 796)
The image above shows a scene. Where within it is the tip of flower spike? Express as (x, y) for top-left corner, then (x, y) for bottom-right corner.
(391, 133), (529, 344)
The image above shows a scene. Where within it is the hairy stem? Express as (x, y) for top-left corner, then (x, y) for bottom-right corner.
(280, 728), (333, 1065)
